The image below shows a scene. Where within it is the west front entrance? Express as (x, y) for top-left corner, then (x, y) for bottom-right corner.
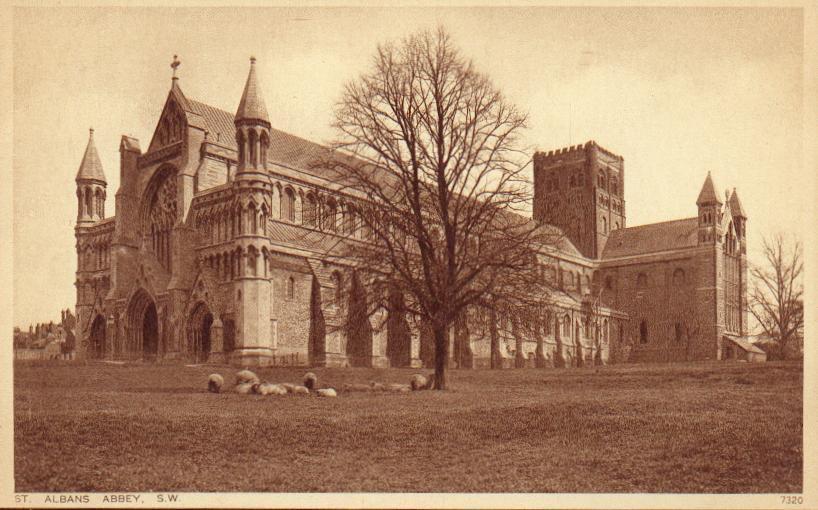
(187, 302), (213, 363)
(126, 289), (160, 361)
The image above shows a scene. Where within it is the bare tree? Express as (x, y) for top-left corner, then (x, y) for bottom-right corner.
(748, 233), (803, 359)
(325, 27), (560, 389)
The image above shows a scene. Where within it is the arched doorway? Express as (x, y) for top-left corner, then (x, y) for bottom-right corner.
(89, 314), (106, 359)
(126, 289), (160, 361)
(187, 302), (213, 363)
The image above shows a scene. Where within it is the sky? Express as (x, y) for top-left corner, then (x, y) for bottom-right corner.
(11, 6), (806, 328)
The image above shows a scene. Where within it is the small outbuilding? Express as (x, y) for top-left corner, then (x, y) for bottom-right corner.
(722, 336), (767, 363)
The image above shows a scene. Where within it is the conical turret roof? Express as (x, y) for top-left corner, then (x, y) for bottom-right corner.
(75, 128), (106, 183)
(696, 171), (721, 206)
(728, 188), (746, 218)
(235, 57), (269, 125)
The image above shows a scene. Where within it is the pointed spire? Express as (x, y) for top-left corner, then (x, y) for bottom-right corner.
(696, 171), (721, 206)
(728, 187), (746, 218)
(76, 128), (106, 183)
(235, 56), (270, 125)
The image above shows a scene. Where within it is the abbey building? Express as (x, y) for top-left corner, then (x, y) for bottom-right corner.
(73, 58), (752, 367)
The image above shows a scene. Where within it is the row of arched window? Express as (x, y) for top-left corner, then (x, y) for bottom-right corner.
(636, 320), (689, 345)
(77, 186), (105, 219)
(597, 168), (620, 197)
(279, 186), (372, 239)
(236, 128), (270, 170)
(79, 242), (111, 271)
(196, 201), (270, 245)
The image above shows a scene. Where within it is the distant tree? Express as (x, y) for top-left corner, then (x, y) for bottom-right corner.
(327, 27), (561, 389)
(748, 233), (803, 359)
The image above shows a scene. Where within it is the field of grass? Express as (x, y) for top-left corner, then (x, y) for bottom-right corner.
(14, 360), (802, 493)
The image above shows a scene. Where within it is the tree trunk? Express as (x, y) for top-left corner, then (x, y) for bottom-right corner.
(533, 320), (545, 368)
(512, 317), (525, 368)
(433, 325), (449, 390)
(489, 307), (501, 369)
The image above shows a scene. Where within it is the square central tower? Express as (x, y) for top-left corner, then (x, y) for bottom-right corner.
(533, 140), (626, 259)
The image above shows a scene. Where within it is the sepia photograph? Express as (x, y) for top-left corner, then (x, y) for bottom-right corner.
(3, 4), (814, 508)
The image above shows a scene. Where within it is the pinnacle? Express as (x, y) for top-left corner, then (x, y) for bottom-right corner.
(76, 128), (106, 183)
(696, 171), (721, 206)
(235, 56), (270, 125)
(728, 187), (746, 218)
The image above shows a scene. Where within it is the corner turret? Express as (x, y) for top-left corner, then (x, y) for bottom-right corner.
(696, 172), (722, 245)
(75, 128), (107, 225)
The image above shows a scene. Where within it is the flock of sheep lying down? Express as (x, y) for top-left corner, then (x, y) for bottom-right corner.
(207, 370), (435, 396)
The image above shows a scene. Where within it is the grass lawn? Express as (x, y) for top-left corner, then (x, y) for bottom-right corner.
(14, 360), (802, 493)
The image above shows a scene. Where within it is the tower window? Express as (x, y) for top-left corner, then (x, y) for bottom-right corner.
(287, 276), (295, 300)
(636, 272), (648, 288)
(673, 268), (685, 286)
(675, 322), (683, 342)
(602, 216), (608, 234)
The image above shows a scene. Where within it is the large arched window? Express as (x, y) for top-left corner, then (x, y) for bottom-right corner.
(598, 170), (607, 190)
(304, 193), (317, 227)
(144, 167), (178, 272)
(281, 188), (295, 222)
(602, 216), (608, 234)
(672, 268), (686, 286)
(563, 314), (571, 338)
(287, 276), (295, 300)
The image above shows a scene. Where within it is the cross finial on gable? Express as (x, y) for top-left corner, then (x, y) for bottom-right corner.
(171, 55), (181, 81)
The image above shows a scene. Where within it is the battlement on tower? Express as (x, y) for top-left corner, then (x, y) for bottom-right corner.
(533, 140), (624, 167)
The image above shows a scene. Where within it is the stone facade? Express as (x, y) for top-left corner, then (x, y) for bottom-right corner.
(73, 59), (746, 367)
(534, 144), (749, 362)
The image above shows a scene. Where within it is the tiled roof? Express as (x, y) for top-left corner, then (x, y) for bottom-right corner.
(76, 129), (106, 182)
(725, 336), (766, 355)
(188, 99), (338, 181)
(267, 220), (349, 254)
(602, 217), (699, 259)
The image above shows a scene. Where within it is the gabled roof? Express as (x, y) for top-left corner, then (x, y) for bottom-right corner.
(235, 57), (270, 125)
(696, 171), (722, 206)
(188, 99), (336, 180)
(602, 217), (699, 259)
(728, 188), (746, 218)
(76, 128), (106, 183)
(725, 336), (766, 355)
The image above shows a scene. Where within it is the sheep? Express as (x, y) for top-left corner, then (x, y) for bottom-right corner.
(386, 383), (411, 393)
(303, 372), (318, 391)
(281, 383), (297, 393)
(316, 388), (337, 398)
(292, 385), (310, 395)
(256, 382), (288, 396)
(235, 382), (255, 394)
(370, 382), (386, 392)
(235, 369), (260, 385)
(343, 383), (372, 393)
(207, 373), (224, 393)
(409, 374), (428, 391)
